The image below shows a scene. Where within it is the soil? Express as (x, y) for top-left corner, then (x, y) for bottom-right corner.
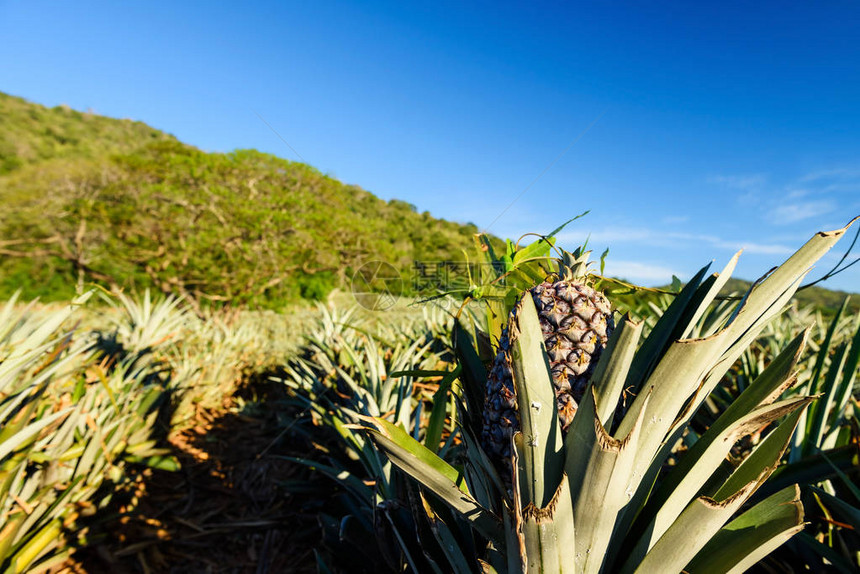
(60, 381), (321, 574)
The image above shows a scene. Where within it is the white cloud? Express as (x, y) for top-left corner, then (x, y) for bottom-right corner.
(820, 183), (860, 193)
(796, 167), (860, 195)
(555, 228), (654, 247)
(709, 174), (767, 191)
(767, 200), (836, 224)
(555, 228), (793, 255)
(800, 167), (860, 182)
(716, 241), (793, 255)
(712, 165), (858, 226)
(662, 215), (689, 224)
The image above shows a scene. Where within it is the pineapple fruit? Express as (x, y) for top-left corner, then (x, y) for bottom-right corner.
(482, 247), (614, 471)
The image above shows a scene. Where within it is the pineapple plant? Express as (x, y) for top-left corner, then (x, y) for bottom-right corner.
(0, 291), (180, 572)
(276, 305), (460, 571)
(361, 217), (858, 573)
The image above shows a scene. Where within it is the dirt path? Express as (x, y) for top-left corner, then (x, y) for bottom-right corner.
(63, 384), (320, 574)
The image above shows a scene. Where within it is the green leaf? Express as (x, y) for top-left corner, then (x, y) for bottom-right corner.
(589, 314), (642, 428)
(425, 369), (459, 453)
(623, 478), (761, 574)
(278, 456), (374, 502)
(685, 485), (805, 574)
(508, 295), (564, 508)
(639, 396), (810, 549)
(368, 417), (466, 491)
(564, 388), (649, 574)
(453, 319), (489, 435)
(126, 453), (181, 472)
(363, 418), (503, 542)
(809, 297), (849, 398)
(759, 444), (859, 500)
(511, 237), (553, 266)
(543, 212), (589, 241)
(795, 531), (858, 574)
(418, 491), (476, 574)
(519, 474), (577, 574)
(808, 343), (849, 452)
(0, 409), (70, 462)
(810, 486), (860, 533)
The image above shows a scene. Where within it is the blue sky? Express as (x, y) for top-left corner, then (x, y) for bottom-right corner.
(1, 1), (859, 291)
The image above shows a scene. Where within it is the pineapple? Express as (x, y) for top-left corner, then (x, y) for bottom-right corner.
(481, 247), (614, 470)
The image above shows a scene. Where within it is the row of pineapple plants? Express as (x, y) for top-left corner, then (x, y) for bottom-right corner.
(735, 299), (860, 571)
(0, 289), (309, 572)
(0, 291), (181, 572)
(279, 218), (859, 572)
(275, 304), (461, 571)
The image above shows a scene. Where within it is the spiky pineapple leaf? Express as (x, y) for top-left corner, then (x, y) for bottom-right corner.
(362, 417), (504, 542)
(679, 251), (741, 340)
(623, 477), (762, 574)
(418, 491), (476, 574)
(460, 428), (505, 508)
(712, 401), (810, 502)
(589, 314), (642, 427)
(508, 294), (564, 508)
(685, 485), (805, 574)
(563, 387), (649, 574)
(641, 329), (807, 523)
(519, 474), (576, 574)
(640, 397), (811, 548)
(608, 222), (855, 569)
(619, 333), (727, 490)
(622, 262), (712, 396)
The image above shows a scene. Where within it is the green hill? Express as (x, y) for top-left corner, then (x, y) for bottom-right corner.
(0, 92), (172, 173)
(0, 92), (485, 308)
(1, 91), (854, 312)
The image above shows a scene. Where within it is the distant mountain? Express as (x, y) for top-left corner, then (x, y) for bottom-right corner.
(0, 92), (487, 307)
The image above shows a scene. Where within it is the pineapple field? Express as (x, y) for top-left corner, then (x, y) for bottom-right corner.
(1, 218), (859, 573)
(6, 1), (860, 570)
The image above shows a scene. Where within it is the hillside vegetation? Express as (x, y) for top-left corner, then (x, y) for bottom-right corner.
(0, 92), (481, 307)
(0, 91), (854, 312)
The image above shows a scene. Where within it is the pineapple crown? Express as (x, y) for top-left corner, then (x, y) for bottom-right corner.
(552, 245), (600, 285)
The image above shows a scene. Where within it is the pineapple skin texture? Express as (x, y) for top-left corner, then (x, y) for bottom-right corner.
(533, 280), (614, 428)
(481, 279), (615, 469)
